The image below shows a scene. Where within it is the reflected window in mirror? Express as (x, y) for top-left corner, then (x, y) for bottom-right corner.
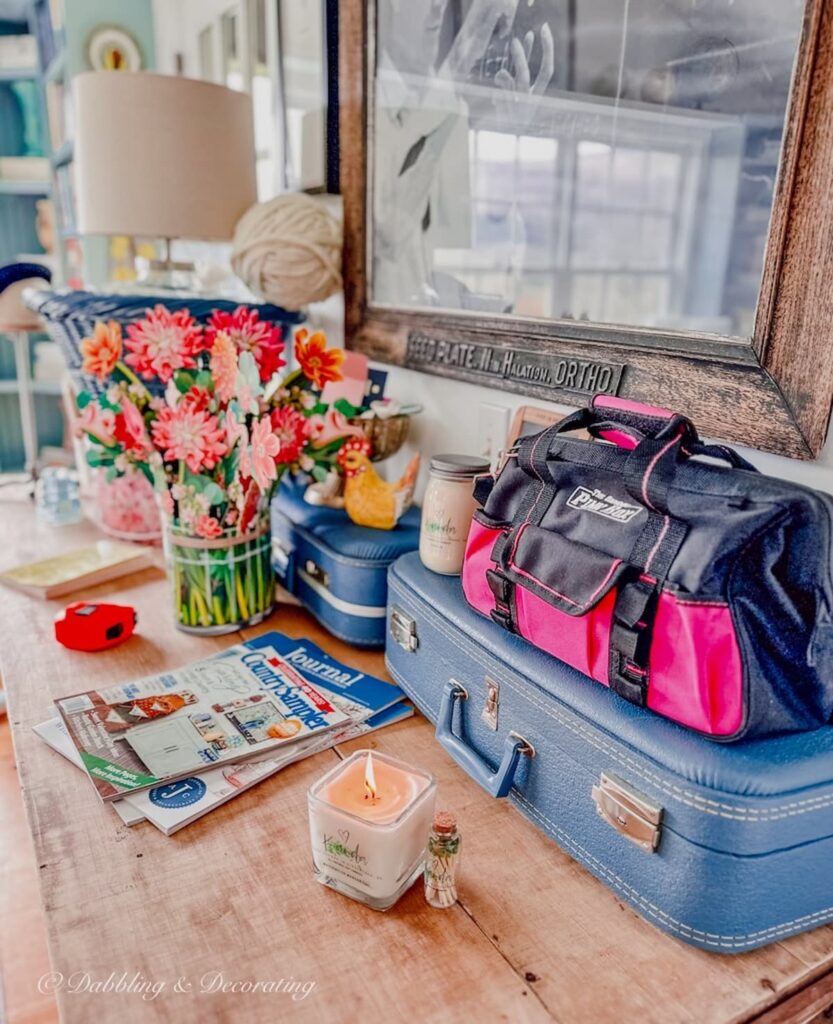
(178, 0), (334, 201)
(370, 0), (806, 340)
(279, 0), (328, 191)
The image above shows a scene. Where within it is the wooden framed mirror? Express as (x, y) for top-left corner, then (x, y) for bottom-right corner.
(340, 0), (833, 458)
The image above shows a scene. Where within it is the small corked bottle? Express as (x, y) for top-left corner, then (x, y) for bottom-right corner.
(424, 810), (461, 908)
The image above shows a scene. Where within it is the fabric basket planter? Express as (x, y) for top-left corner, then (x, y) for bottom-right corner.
(25, 290), (305, 399)
(163, 510), (276, 635)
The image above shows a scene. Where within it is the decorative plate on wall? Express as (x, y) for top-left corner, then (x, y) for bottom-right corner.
(87, 26), (142, 72)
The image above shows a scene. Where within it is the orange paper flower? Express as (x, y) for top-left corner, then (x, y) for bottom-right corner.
(209, 330), (238, 403)
(80, 320), (123, 380)
(295, 329), (344, 390)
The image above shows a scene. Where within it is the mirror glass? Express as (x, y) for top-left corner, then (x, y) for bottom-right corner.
(370, 0), (806, 340)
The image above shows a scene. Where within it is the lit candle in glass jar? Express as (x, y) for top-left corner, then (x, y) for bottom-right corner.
(308, 750), (437, 910)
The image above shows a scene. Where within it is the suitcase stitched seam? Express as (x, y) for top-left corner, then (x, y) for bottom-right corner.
(389, 579), (833, 820)
(386, 659), (833, 949)
(510, 793), (833, 949)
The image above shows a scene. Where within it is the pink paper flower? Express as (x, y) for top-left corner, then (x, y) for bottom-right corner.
(195, 515), (223, 539)
(206, 307), (285, 382)
(209, 330), (238, 403)
(179, 386), (211, 414)
(271, 406), (310, 465)
(125, 305), (206, 382)
(151, 403), (227, 473)
(309, 407), (364, 446)
(78, 403), (117, 446)
(249, 415), (280, 491)
(114, 400), (152, 458)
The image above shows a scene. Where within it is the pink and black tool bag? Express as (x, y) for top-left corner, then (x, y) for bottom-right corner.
(462, 397), (833, 740)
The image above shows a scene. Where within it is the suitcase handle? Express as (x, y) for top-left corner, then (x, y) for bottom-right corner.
(436, 681), (534, 799)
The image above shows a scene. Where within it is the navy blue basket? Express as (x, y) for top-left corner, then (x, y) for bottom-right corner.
(26, 290), (305, 397)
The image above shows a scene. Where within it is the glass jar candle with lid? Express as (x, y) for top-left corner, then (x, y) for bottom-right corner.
(419, 454), (490, 575)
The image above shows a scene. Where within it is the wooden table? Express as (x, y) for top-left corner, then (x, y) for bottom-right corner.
(2, 495), (833, 1024)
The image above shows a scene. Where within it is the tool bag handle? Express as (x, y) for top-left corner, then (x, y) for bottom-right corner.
(515, 402), (758, 515)
(551, 396), (697, 450)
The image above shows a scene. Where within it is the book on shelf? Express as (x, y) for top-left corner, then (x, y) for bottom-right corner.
(54, 639), (354, 801)
(37, 632), (412, 833)
(0, 156), (50, 181)
(0, 540), (153, 599)
(0, 34), (37, 70)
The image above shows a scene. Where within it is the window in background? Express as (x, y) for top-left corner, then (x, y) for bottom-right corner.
(170, 1), (333, 201)
(198, 25), (214, 81)
(251, 0), (280, 199)
(222, 9), (245, 92)
(278, 0), (326, 191)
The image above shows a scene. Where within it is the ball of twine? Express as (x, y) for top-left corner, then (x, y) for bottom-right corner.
(231, 193), (343, 311)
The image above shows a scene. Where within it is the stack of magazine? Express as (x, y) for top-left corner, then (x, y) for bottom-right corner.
(34, 631), (412, 835)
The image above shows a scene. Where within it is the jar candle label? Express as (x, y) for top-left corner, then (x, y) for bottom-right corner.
(314, 826), (385, 893)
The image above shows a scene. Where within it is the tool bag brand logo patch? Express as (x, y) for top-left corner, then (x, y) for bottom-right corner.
(566, 486), (643, 523)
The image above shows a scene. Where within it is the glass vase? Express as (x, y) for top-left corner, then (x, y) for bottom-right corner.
(163, 510), (275, 635)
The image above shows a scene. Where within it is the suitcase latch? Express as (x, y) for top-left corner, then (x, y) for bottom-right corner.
(481, 678), (500, 731)
(390, 606), (418, 652)
(271, 539), (291, 573)
(592, 772), (663, 853)
(303, 559), (330, 590)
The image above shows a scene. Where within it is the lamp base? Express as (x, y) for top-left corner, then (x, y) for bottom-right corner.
(135, 256), (198, 292)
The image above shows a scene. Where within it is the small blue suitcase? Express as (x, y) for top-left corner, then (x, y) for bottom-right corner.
(386, 552), (833, 953)
(271, 477), (421, 647)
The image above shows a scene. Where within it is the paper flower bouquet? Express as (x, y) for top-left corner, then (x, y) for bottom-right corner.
(76, 304), (359, 634)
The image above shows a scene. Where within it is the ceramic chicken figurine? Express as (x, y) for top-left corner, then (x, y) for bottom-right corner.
(337, 438), (420, 530)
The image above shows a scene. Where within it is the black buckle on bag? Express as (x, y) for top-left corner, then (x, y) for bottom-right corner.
(473, 473), (496, 507)
(487, 569), (515, 633)
(608, 580), (657, 708)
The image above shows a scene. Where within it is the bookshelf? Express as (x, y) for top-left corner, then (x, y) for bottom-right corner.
(29, 0), (156, 288)
(0, 9), (61, 471)
(0, 0), (156, 471)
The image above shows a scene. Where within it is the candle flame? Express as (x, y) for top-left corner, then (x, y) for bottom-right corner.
(364, 751), (377, 801)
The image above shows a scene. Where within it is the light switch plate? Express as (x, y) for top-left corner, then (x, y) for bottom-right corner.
(477, 403), (510, 469)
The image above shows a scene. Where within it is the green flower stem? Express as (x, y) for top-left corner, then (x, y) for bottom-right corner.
(114, 360), (145, 391)
(169, 516), (274, 631)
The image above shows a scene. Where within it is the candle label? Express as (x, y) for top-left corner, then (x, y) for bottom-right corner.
(315, 827), (385, 893)
(423, 514), (461, 547)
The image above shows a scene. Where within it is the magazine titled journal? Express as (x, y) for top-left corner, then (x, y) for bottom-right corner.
(55, 643), (351, 800)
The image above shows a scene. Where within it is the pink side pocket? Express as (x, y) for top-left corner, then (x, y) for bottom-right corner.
(648, 595), (744, 736)
(461, 520), (504, 616)
(513, 585), (615, 682)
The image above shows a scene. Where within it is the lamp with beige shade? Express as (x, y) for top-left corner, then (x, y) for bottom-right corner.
(73, 71), (258, 286)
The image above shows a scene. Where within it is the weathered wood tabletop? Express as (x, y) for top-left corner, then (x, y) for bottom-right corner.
(2, 494), (833, 1024)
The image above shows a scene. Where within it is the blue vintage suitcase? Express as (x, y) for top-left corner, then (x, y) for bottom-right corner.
(271, 477), (421, 647)
(386, 552), (833, 952)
